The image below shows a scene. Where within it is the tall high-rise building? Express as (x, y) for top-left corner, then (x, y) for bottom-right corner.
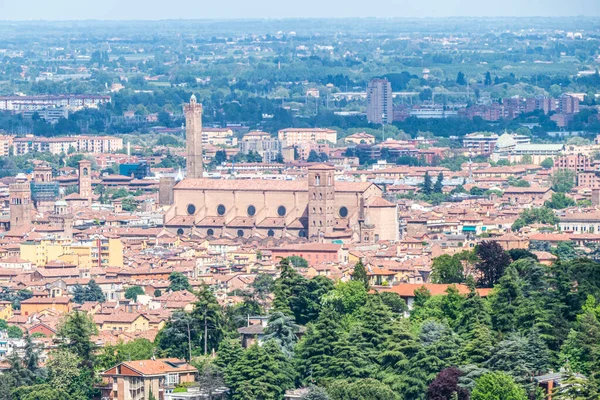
(367, 78), (393, 125)
(184, 95), (203, 178)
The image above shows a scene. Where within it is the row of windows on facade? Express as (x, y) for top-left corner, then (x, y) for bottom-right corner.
(175, 227), (307, 238)
(186, 204), (348, 218)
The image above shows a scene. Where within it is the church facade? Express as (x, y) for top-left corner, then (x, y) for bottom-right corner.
(164, 97), (398, 243)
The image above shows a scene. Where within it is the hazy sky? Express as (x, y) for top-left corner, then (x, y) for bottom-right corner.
(0, 0), (598, 20)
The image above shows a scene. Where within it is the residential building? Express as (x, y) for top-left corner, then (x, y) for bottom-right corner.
(559, 95), (580, 114)
(559, 212), (600, 233)
(554, 154), (591, 172)
(462, 132), (499, 155)
(367, 78), (393, 124)
(0, 135), (13, 156)
(344, 132), (376, 145)
(99, 359), (197, 400)
(277, 128), (337, 145)
(0, 95), (110, 112)
(239, 131), (283, 163)
(203, 128), (237, 147)
(12, 135), (123, 155)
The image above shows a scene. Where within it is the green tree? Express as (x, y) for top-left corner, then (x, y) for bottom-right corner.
(422, 172), (433, 195)
(72, 279), (106, 304)
(96, 339), (155, 371)
(296, 307), (342, 385)
(326, 378), (398, 400)
(350, 260), (369, 289)
(289, 255), (309, 269)
(490, 266), (523, 333)
(6, 352), (35, 388)
(46, 349), (87, 398)
(484, 72), (492, 86)
(190, 284), (225, 355)
(552, 365), (599, 400)
(302, 386), (330, 400)
(431, 255), (464, 284)
(512, 207), (558, 231)
(544, 192), (576, 210)
(553, 241), (581, 261)
(540, 158), (554, 169)
(263, 311), (300, 357)
(434, 172), (444, 194)
(322, 281), (368, 316)
(8, 325), (23, 338)
(380, 320), (424, 398)
(559, 295), (600, 378)
(551, 169), (576, 193)
(215, 337), (244, 378)
(471, 372), (527, 400)
(168, 272), (191, 292)
(124, 285), (145, 301)
(228, 341), (294, 400)
(456, 72), (466, 85)
(11, 384), (70, 400)
(57, 310), (98, 370)
(379, 291), (408, 314)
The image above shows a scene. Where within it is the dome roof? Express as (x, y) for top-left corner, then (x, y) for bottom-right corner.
(496, 132), (516, 149)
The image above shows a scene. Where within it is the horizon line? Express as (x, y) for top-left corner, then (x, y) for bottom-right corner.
(0, 15), (597, 22)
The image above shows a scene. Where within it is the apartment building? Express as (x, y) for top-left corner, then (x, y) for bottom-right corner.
(277, 128), (337, 145)
(554, 154), (591, 172)
(99, 359), (197, 400)
(202, 128), (237, 146)
(367, 78), (393, 124)
(463, 133), (499, 155)
(0, 135), (13, 156)
(239, 131), (283, 163)
(0, 95), (110, 112)
(12, 135), (123, 155)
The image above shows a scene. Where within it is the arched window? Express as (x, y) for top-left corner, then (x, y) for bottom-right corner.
(176, 228), (184, 235)
(207, 229), (214, 236)
(315, 175), (320, 186)
(267, 229), (275, 237)
(217, 204), (226, 216)
(247, 205), (256, 216)
(186, 204), (196, 215)
(237, 229), (244, 237)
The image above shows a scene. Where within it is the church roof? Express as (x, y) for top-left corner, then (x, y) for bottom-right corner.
(367, 197), (396, 207)
(307, 163), (335, 170)
(174, 178), (374, 193)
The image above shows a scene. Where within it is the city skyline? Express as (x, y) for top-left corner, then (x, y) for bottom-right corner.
(0, 0), (599, 20)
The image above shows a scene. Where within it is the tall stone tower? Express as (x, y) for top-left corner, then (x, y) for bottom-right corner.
(184, 94), (203, 178)
(78, 160), (92, 203)
(9, 179), (32, 231)
(308, 164), (336, 241)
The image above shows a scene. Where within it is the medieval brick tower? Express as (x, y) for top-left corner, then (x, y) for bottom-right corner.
(78, 160), (92, 203)
(9, 179), (32, 230)
(308, 164), (336, 241)
(184, 94), (203, 179)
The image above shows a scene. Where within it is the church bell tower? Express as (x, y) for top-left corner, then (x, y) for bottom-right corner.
(184, 95), (203, 178)
(308, 164), (336, 241)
